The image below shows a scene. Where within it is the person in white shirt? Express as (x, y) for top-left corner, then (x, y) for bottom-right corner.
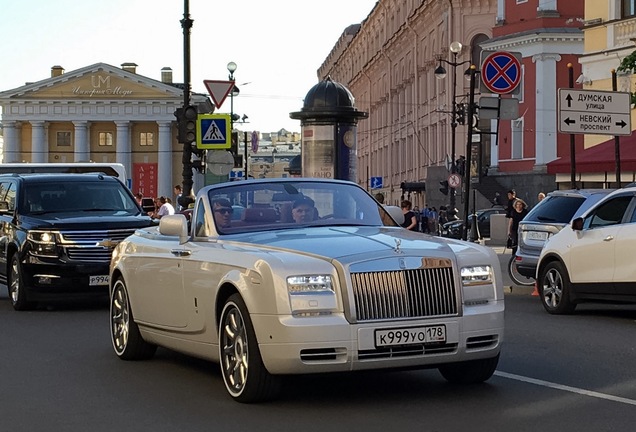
(153, 196), (175, 219)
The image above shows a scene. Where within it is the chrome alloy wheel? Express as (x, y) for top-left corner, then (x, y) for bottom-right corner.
(542, 267), (564, 309)
(220, 303), (249, 394)
(539, 261), (575, 314)
(110, 280), (130, 355)
(9, 256), (21, 304)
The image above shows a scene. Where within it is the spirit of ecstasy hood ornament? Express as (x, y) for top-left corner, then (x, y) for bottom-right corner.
(394, 238), (403, 254)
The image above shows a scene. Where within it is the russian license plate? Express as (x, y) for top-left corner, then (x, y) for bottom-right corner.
(526, 231), (548, 241)
(89, 275), (110, 286)
(375, 325), (446, 347)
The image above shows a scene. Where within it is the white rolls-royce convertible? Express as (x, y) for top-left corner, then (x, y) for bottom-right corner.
(109, 178), (504, 403)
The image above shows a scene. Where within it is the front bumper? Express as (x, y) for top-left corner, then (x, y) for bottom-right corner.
(21, 257), (110, 301)
(252, 302), (504, 375)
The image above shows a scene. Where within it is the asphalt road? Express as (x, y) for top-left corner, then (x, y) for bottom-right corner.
(1, 266), (635, 431)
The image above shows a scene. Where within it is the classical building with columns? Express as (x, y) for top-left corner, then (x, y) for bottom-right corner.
(0, 63), (210, 199)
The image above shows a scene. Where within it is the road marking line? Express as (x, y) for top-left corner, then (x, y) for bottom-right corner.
(495, 371), (636, 407)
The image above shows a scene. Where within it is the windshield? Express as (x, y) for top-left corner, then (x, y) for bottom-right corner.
(207, 180), (399, 234)
(22, 181), (140, 216)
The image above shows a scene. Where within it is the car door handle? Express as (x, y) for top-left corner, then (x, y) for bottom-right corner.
(171, 249), (192, 257)
(603, 235), (614, 242)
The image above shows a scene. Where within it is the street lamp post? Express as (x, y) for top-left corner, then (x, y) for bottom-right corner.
(435, 41), (468, 212)
(463, 65), (479, 242)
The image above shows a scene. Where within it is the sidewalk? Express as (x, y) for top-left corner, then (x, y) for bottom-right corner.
(485, 240), (537, 296)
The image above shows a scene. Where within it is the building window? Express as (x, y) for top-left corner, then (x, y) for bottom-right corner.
(56, 131), (71, 147)
(140, 132), (154, 146)
(623, 0), (636, 17)
(99, 132), (113, 146)
(516, 0), (528, 4)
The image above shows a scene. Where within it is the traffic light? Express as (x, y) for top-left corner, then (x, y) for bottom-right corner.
(176, 105), (198, 144)
(455, 103), (466, 125)
(439, 180), (449, 196)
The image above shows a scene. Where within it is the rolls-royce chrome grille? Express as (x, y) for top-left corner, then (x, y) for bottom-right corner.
(351, 267), (458, 321)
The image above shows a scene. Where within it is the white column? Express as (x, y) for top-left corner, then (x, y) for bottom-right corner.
(1, 121), (20, 162)
(533, 53), (561, 166)
(31, 121), (47, 163)
(115, 121), (131, 182)
(73, 121), (90, 162)
(157, 121), (173, 198)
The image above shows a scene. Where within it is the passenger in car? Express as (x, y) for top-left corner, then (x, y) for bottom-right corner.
(212, 198), (233, 229)
(291, 197), (316, 223)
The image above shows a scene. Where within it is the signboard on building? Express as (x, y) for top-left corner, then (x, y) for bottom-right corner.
(132, 163), (157, 197)
(557, 89), (631, 136)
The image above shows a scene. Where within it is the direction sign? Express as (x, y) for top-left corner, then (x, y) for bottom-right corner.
(370, 176), (383, 189)
(203, 80), (235, 109)
(558, 89), (631, 136)
(480, 51), (522, 95)
(197, 114), (231, 149)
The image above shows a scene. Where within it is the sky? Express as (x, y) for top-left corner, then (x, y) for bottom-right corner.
(0, 0), (378, 134)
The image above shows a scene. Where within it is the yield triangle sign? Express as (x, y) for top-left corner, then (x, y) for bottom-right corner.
(203, 80), (235, 109)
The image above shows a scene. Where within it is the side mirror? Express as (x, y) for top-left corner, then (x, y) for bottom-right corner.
(159, 214), (189, 244)
(571, 217), (584, 231)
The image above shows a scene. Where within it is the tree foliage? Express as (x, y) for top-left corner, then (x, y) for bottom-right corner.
(617, 50), (636, 73)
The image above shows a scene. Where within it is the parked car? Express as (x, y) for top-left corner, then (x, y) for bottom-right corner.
(109, 178), (505, 403)
(441, 207), (505, 239)
(0, 173), (154, 310)
(537, 186), (636, 314)
(514, 189), (612, 279)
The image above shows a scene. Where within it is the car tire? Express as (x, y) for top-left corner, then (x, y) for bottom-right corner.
(9, 254), (36, 311)
(219, 294), (281, 403)
(539, 261), (576, 315)
(438, 354), (499, 384)
(110, 278), (157, 360)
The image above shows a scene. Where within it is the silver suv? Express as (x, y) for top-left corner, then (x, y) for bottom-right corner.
(514, 189), (613, 278)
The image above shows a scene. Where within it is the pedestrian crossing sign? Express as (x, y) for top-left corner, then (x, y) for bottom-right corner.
(196, 114), (231, 149)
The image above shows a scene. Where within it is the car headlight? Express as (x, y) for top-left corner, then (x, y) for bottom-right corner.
(287, 275), (337, 316)
(461, 265), (495, 305)
(27, 230), (59, 257)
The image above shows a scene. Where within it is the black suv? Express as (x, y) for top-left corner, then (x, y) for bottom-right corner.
(0, 173), (154, 310)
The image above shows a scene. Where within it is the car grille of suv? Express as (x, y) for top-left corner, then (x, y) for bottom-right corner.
(351, 267), (458, 321)
(60, 229), (137, 263)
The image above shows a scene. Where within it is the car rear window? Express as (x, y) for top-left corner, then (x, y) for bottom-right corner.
(524, 196), (585, 223)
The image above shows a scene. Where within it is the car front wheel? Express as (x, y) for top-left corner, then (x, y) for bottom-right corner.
(539, 261), (576, 315)
(219, 294), (280, 403)
(438, 354), (499, 384)
(110, 278), (157, 360)
(9, 254), (35, 311)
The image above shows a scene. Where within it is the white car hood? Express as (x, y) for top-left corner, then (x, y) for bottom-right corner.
(225, 226), (489, 264)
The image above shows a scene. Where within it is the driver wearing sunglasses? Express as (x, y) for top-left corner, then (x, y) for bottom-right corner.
(212, 198), (233, 229)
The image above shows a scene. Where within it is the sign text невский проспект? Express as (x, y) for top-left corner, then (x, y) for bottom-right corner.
(558, 89), (631, 136)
